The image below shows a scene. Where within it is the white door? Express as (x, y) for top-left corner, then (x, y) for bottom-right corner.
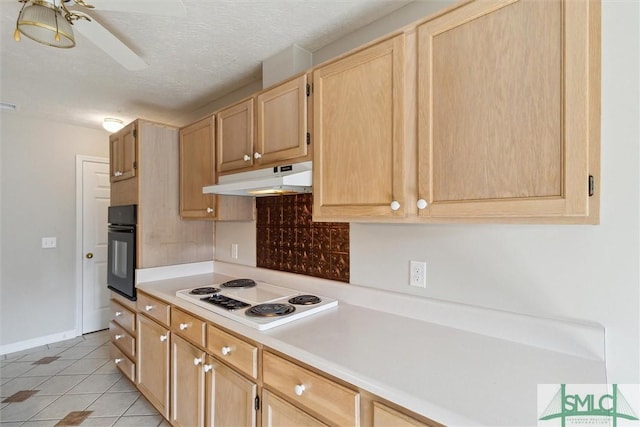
(81, 160), (111, 333)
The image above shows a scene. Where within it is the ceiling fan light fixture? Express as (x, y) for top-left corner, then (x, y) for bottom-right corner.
(16, 1), (75, 48)
(103, 118), (124, 133)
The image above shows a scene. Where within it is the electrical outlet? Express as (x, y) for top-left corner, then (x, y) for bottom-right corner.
(42, 237), (57, 249)
(231, 243), (239, 259)
(409, 260), (427, 288)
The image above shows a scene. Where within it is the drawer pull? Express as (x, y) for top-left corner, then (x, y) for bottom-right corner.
(203, 364), (213, 373)
(179, 323), (188, 330)
(159, 335), (168, 342)
(115, 358), (122, 364)
(194, 357), (203, 366)
(294, 384), (306, 396)
(221, 346), (231, 356)
(114, 334), (123, 340)
(115, 311), (122, 317)
(145, 305), (153, 311)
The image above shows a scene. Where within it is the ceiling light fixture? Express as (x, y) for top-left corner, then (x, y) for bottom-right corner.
(103, 118), (124, 133)
(13, 0), (95, 49)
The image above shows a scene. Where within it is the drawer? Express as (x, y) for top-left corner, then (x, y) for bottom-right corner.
(111, 300), (135, 333)
(207, 324), (258, 379)
(111, 344), (135, 382)
(171, 307), (206, 347)
(110, 321), (135, 360)
(263, 351), (359, 426)
(137, 292), (170, 326)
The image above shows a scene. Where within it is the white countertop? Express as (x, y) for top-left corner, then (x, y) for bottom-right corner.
(135, 267), (606, 426)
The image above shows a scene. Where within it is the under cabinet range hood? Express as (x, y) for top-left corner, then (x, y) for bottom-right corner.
(203, 161), (312, 197)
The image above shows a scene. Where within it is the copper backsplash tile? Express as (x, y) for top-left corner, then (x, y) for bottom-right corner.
(256, 194), (349, 282)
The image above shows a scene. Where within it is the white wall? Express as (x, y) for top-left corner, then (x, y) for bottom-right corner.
(0, 114), (109, 348)
(215, 0), (640, 383)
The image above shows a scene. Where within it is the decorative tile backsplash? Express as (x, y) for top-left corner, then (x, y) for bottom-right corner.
(256, 194), (349, 283)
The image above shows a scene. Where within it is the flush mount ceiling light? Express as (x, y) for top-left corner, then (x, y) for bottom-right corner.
(13, 0), (95, 49)
(103, 118), (124, 133)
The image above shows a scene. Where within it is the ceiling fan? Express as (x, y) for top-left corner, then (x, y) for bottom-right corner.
(11, 0), (186, 71)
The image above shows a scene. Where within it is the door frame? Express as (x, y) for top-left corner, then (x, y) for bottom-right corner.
(75, 155), (110, 336)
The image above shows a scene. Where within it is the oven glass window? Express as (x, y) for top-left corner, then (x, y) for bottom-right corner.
(112, 240), (128, 279)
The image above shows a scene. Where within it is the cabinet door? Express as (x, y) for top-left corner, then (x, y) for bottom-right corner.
(417, 0), (599, 221)
(180, 116), (217, 219)
(256, 74), (309, 165)
(136, 314), (170, 418)
(171, 335), (206, 427)
(262, 390), (327, 427)
(372, 402), (433, 427)
(205, 356), (257, 427)
(313, 35), (406, 220)
(217, 98), (255, 173)
(110, 122), (137, 182)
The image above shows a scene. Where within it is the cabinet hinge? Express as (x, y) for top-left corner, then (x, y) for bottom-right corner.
(306, 132), (311, 145)
(254, 395), (260, 411)
(133, 161), (137, 170)
(133, 128), (137, 138)
(306, 83), (311, 97)
(588, 175), (595, 197)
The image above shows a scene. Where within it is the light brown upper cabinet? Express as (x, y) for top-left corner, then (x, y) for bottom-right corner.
(217, 74), (311, 175)
(256, 74), (310, 165)
(313, 35), (407, 220)
(109, 121), (137, 183)
(179, 115), (217, 219)
(416, 0), (600, 223)
(217, 98), (255, 173)
(181, 115), (255, 221)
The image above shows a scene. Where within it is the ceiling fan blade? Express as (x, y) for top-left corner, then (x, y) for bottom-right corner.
(85, 0), (186, 17)
(74, 16), (147, 71)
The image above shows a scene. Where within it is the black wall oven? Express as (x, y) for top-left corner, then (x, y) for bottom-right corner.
(107, 205), (137, 300)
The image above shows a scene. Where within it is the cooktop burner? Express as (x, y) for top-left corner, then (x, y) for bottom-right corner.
(246, 303), (296, 318)
(288, 295), (321, 305)
(189, 287), (220, 295)
(220, 278), (256, 288)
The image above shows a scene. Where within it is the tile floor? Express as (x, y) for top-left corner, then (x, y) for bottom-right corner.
(0, 330), (168, 427)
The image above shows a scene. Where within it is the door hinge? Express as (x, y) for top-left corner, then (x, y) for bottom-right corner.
(306, 132), (311, 145)
(254, 395), (260, 411)
(588, 175), (595, 197)
(306, 83), (311, 97)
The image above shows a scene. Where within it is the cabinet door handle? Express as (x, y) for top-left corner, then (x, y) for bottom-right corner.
(145, 305), (153, 311)
(294, 384), (306, 396)
(243, 154), (251, 162)
(221, 346), (231, 356)
(417, 199), (428, 210)
(115, 311), (122, 317)
(206, 207), (214, 214)
(194, 357), (203, 366)
(253, 152), (262, 159)
(159, 335), (168, 342)
(203, 364), (213, 373)
(179, 323), (188, 330)
(390, 200), (401, 211)
(115, 334), (123, 340)
(115, 358), (122, 364)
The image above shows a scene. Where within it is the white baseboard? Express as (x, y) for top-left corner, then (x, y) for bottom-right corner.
(0, 329), (79, 356)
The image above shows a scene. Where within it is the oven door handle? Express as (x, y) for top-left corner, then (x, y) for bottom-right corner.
(108, 225), (135, 233)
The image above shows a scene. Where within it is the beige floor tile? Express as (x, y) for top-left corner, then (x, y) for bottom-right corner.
(67, 374), (121, 395)
(12, 348), (64, 363)
(106, 378), (136, 393)
(20, 420), (59, 427)
(75, 416), (118, 426)
(35, 375), (88, 395)
(22, 360), (74, 378)
(30, 393), (100, 420)
(0, 394), (59, 422)
(93, 361), (120, 375)
(0, 362), (36, 379)
(2, 346), (49, 361)
(157, 418), (171, 427)
(56, 346), (96, 360)
(0, 375), (50, 397)
(58, 358), (109, 376)
(85, 392), (139, 418)
(47, 337), (84, 349)
(77, 331), (110, 348)
(85, 346), (112, 359)
(122, 395), (159, 417)
(113, 414), (163, 426)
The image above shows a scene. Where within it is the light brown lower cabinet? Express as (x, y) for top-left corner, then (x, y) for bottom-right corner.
(372, 401), (436, 427)
(171, 334), (206, 427)
(205, 355), (257, 427)
(136, 314), (170, 419)
(262, 390), (327, 427)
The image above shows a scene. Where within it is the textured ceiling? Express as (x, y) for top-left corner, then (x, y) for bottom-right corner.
(0, 0), (414, 130)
